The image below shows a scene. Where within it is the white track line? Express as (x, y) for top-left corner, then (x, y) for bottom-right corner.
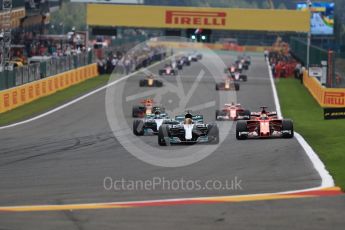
(0, 59), (167, 130)
(266, 57), (334, 188)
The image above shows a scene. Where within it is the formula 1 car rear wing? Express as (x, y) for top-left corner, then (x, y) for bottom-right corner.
(250, 111), (278, 117)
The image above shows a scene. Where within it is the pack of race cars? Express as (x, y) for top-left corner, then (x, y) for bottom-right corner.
(132, 52), (294, 146)
(153, 53), (250, 91)
(158, 51), (202, 76)
(216, 54), (251, 91)
(132, 105), (220, 145)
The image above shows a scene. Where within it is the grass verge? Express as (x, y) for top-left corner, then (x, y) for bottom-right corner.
(0, 75), (110, 126)
(276, 78), (345, 190)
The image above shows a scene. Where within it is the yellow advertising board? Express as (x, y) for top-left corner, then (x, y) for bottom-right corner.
(303, 72), (345, 108)
(87, 4), (310, 32)
(0, 64), (98, 114)
(148, 41), (271, 52)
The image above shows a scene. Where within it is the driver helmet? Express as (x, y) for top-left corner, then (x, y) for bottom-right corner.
(154, 110), (161, 118)
(184, 113), (193, 124)
(261, 113), (268, 120)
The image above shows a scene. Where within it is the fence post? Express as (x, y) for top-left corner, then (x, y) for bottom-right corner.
(0, 71), (6, 90)
(327, 50), (335, 88)
(14, 67), (23, 86)
(6, 70), (16, 88)
(40, 61), (47, 78)
(73, 55), (78, 69)
(88, 51), (93, 64)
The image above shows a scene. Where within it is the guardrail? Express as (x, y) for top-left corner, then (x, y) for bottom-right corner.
(303, 71), (345, 108)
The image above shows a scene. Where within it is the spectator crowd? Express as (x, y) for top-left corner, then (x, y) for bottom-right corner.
(96, 44), (166, 75)
(267, 37), (303, 79)
(10, 29), (88, 66)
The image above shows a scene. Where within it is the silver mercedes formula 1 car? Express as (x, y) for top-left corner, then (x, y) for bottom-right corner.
(157, 112), (219, 145)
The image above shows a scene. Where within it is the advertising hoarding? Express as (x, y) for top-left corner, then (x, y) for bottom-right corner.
(87, 4), (310, 32)
(297, 2), (334, 35)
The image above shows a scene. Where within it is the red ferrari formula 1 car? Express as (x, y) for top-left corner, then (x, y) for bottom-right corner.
(236, 107), (293, 140)
(215, 77), (240, 91)
(225, 64), (242, 75)
(132, 99), (165, 118)
(159, 64), (177, 76)
(216, 103), (251, 121)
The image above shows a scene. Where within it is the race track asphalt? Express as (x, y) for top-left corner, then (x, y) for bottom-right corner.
(0, 50), (344, 229)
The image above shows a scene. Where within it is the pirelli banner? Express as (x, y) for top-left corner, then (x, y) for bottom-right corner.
(87, 4), (310, 32)
(303, 72), (345, 108)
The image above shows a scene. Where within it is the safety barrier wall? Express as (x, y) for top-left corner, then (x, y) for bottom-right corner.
(0, 64), (98, 113)
(148, 41), (270, 52)
(303, 72), (345, 108)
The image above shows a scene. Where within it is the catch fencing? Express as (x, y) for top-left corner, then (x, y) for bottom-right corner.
(0, 52), (94, 90)
(290, 37), (345, 88)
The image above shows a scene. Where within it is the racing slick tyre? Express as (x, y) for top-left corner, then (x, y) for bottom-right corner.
(282, 119), (294, 138)
(133, 120), (145, 136)
(241, 75), (247, 82)
(236, 121), (248, 140)
(215, 83), (220, 91)
(234, 83), (240, 91)
(132, 106), (141, 118)
(215, 110), (221, 120)
(155, 80), (163, 87)
(243, 110), (251, 120)
(139, 80), (146, 87)
(158, 125), (169, 146)
(208, 124), (219, 144)
(159, 70), (164, 76)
